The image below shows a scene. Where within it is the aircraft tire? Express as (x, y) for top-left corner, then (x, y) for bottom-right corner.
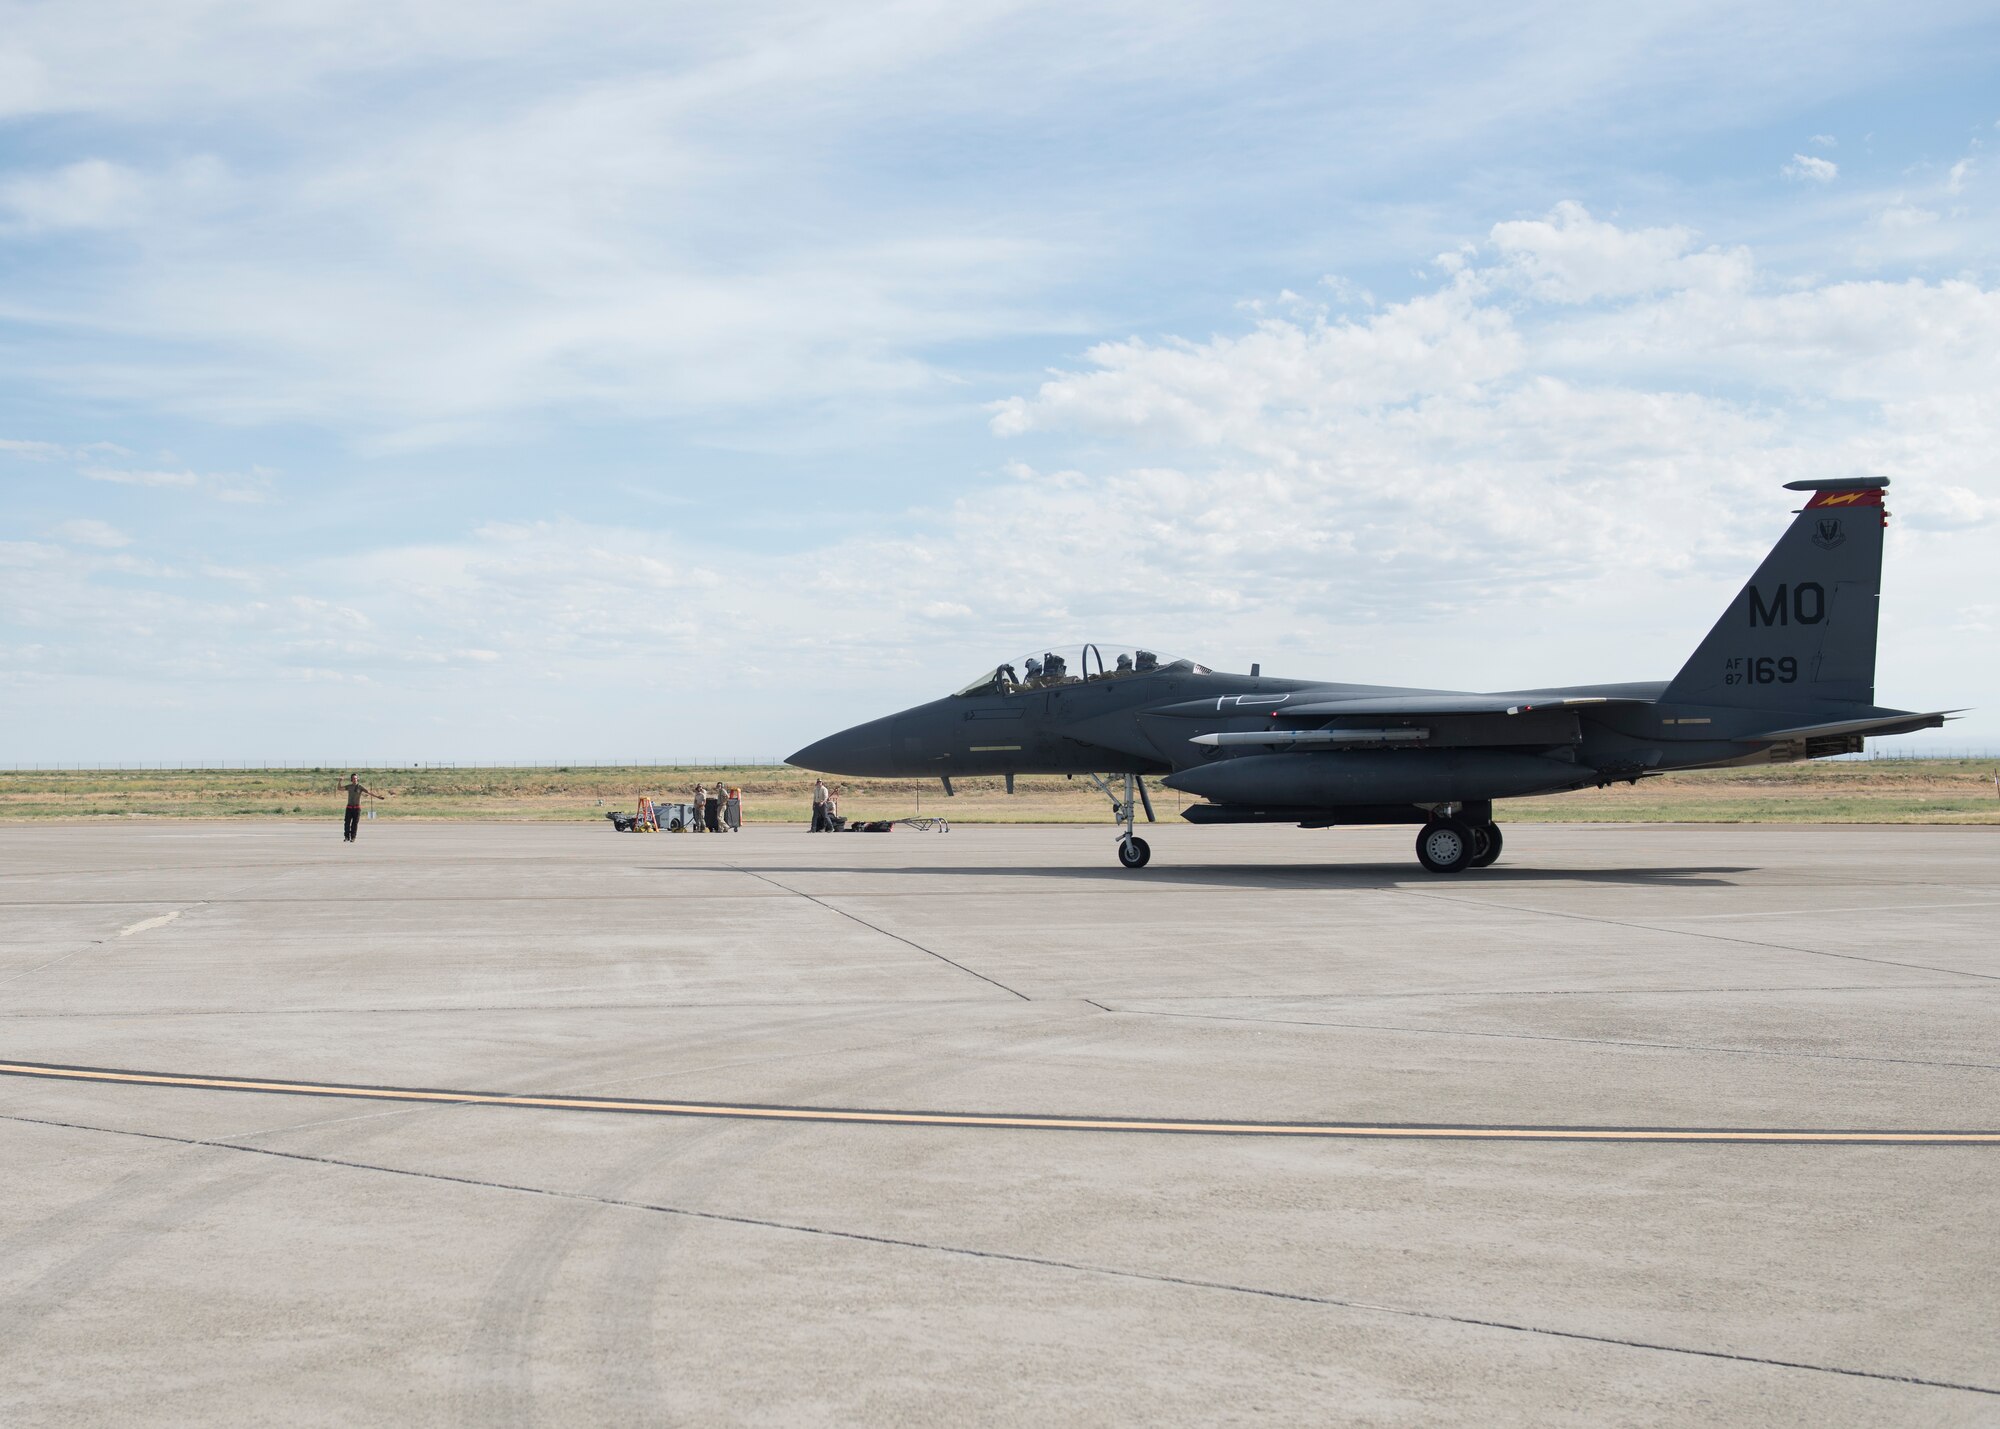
(1415, 818), (1476, 874)
(1469, 822), (1503, 868)
(1117, 836), (1152, 869)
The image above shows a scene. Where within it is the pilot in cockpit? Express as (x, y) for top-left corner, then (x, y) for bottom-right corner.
(1134, 649), (1158, 672)
(1043, 652), (1067, 681)
(1115, 652), (1133, 675)
(1023, 655), (1043, 684)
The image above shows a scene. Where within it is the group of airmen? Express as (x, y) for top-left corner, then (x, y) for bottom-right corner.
(687, 783), (740, 832)
(623, 785), (740, 832)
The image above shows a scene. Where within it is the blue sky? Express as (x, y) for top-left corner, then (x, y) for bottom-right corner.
(3, 2), (1998, 762)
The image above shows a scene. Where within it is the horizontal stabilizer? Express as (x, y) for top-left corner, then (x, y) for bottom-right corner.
(1734, 711), (1954, 743)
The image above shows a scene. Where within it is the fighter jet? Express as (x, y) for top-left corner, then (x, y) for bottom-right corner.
(789, 479), (1951, 872)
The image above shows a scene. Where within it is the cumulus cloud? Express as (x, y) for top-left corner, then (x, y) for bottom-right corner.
(991, 281), (1523, 444)
(3, 4), (1987, 451)
(11, 184), (2000, 754)
(23, 203), (1997, 753)
(1783, 153), (1838, 182)
(1486, 201), (1749, 303)
(954, 205), (1998, 719)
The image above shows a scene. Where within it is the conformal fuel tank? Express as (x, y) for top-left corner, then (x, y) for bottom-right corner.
(1160, 750), (1589, 806)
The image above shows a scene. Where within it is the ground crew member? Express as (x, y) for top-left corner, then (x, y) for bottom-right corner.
(692, 783), (708, 832)
(338, 773), (384, 843)
(811, 778), (829, 831)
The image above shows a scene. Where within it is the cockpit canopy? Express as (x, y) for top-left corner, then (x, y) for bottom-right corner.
(954, 644), (1207, 697)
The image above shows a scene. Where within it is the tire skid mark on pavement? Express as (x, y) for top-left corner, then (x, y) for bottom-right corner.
(5, 1108), (1997, 1399)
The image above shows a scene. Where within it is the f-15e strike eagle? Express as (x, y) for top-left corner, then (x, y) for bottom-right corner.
(789, 478), (1951, 872)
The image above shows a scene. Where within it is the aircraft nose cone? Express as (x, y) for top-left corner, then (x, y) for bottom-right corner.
(787, 714), (901, 776)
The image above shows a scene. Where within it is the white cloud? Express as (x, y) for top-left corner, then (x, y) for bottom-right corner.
(991, 281), (1524, 444)
(1783, 153), (1838, 182)
(6, 0), (2000, 761)
(1, 437), (128, 460)
(0, 2), (635, 121)
(1895, 482), (1997, 530)
(2, 5), (1989, 448)
(1486, 201), (1749, 303)
(0, 438), (70, 460)
(78, 463), (271, 501)
(21, 204), (1996, 752)
(954, 207), (1998, 726)
(51, 519), (131, 548)
(80, 465), (198, 489)
(1946, 158), (1973, 194)
(0, 159), (146, 231)
(1809, 134), (1836, 148)
(0, 155), (228, 234)
(1877, 202), (1939, 231)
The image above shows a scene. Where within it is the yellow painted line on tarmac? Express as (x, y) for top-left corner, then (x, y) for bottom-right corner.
(3, 1060), (1996, 1144)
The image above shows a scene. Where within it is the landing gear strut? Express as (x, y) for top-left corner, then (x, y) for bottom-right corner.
(1087, 772), (1154, 869)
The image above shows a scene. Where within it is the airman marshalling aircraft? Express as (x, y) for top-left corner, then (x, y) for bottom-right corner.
(790, 479), (1951, 872)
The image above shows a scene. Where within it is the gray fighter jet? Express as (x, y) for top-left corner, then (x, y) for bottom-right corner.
(789, 479), (1951, 871)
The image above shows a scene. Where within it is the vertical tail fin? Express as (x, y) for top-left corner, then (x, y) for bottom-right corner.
(1662, 479), (1888, 709)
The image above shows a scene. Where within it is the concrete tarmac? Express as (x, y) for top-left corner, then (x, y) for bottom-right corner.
(1, 819), (1996, 1426)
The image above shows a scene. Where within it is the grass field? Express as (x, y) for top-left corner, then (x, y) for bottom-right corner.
(3, 760), (1998, 825)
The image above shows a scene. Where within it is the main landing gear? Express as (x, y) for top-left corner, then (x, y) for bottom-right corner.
(1415, 810), (1504, 874)
(1087, 772), (1156, 869)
